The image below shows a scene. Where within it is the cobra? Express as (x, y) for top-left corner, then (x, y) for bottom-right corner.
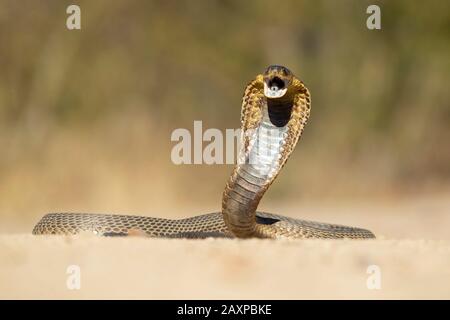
(33, 65), (375, 239)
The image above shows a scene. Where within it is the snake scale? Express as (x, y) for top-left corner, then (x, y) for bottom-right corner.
(33, 66), (375, 239)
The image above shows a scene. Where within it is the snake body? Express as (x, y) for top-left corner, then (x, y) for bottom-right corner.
(33, 66), (375, 239)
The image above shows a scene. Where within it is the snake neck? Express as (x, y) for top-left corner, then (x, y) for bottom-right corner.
(222, 99), (293, 238)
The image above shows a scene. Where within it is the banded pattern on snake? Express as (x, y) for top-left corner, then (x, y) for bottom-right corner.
(33, 66), (375, 239)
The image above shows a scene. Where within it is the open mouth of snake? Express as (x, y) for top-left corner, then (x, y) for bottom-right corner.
(264, 77), (288, 99)
(268, 77), (285, 90)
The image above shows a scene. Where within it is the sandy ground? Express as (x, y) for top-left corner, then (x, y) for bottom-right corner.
(1, 194), (449, 299)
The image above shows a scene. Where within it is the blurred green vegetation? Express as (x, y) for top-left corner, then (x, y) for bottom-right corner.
(0, 0), (449, 218)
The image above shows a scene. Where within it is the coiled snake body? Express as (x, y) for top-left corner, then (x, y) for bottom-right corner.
(33, 66), (375, 239)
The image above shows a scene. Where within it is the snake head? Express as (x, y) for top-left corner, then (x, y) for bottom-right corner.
(263, 65), (293, 99)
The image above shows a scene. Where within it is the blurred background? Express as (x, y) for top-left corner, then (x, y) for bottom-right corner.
(0, 0), (449, 233)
